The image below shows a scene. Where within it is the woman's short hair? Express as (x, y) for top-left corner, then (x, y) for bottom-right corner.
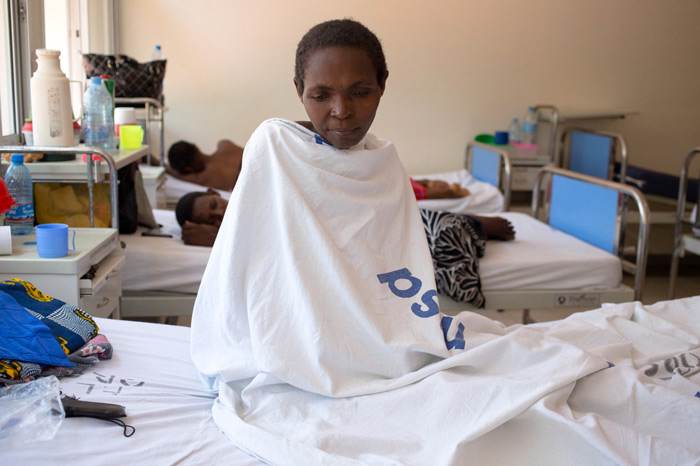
(294, 19), (387, 93)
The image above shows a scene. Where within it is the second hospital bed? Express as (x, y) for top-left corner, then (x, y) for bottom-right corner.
(119, 161), (649, 321)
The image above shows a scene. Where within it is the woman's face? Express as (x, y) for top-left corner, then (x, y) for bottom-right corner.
(295, 46), (386, 149)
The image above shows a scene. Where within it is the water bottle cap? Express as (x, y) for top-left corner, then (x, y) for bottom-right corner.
(513, 118), (518, 122)
(156, 45), (161, 50)
(11, 153), (24, 164)
(90, 76), (102, 85)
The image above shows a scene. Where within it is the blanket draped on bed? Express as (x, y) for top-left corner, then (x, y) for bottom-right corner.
(190, 119), (612, 465)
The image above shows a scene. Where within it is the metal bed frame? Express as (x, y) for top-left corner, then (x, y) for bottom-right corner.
(668, 147), (700, 298)
(558, 126), (628, 183)
(114, 97), (165, 166)
(0, 140), (120, 229)
(465, 141), (513, 210)
(439, 166), (650, 322)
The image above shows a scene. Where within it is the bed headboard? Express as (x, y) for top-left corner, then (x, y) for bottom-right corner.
(559, 127), (628, 184)
(465, 141), (512, 210)
(532, 166), (650, 301)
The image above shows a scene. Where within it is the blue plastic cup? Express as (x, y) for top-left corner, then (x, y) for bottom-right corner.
(36, 223), (76, 258)
(494, 131), (509, 145)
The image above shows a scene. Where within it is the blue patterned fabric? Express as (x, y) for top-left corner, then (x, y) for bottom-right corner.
(0, 279), (99, 381)
(0, 279), (99, 354)
(0, 292), (72, 367)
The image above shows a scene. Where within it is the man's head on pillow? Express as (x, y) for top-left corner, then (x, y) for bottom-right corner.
(175, 189), (227, 228)
(168, 140), (206, 174)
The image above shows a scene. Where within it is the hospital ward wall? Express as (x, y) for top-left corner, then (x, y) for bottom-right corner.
(117, 0), (700, 179)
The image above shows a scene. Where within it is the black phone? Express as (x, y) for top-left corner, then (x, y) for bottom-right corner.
(141, 231), (173, 238)
(61, 396), (126, 419)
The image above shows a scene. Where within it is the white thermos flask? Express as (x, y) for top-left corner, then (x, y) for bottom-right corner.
(30, 49), (74, 147)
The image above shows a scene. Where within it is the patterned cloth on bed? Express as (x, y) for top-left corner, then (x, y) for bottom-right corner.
(420, 209), (487, 308)
(0, 278), (101, 382)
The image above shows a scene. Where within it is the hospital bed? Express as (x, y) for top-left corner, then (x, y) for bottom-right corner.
(413, 141), (512, 213)
(668, 146), (700, 298)
(558, 126), (629, 182)
(164, 174), (231, 207)
(439, 165), (650, 321)
(7, 295), (700, 465)
(119, 165), (649, 324)
(119, 209), (205, 320)
(120, 142), (513, 321)
(163, 140), (511, 213)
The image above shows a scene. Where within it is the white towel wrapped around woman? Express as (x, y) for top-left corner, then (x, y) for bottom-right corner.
(190, 118), (607, 464)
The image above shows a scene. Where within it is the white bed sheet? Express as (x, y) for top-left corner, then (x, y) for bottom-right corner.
(165, 174), (231, 202)
(166, 169), (500, 214)
(119, 210), (621, 295)
(413, 168), (505, 214)
(6, 317), (261, 465)
(479, 212), (622, 290)
(119, 209), (210, 293)
(7, 298), (700, 465)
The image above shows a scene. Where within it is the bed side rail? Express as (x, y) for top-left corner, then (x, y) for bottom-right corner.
(465, 141), (512, 210)
(559, 127), (628, 184)
(668, 147), (700, 298)
(532, 166), (650, 301)
(0, 145), (119, 229)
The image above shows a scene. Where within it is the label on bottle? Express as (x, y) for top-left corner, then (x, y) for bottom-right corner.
(47, 86), (64, 137)
(522, 122), (537, 133)
(5, 202), (35, 222)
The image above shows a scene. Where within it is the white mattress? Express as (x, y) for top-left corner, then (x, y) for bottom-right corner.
(479, 212), (622, 290)
(165, 169), (499, 214)
(119, 209), (211, 293)
(5, 317), (261, 465)
(7, 299), (700, 465)
(119, 210), (621, 295)
(413, 168), (505, 214)
(165, 174), (231, 202)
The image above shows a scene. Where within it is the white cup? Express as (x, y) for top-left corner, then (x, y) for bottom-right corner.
(114, 107), (137, 137)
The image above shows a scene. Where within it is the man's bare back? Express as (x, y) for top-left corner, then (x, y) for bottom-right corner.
(167, 139), (244, 191)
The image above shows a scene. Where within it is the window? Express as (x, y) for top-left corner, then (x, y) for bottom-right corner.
(0, 0), (114, 141)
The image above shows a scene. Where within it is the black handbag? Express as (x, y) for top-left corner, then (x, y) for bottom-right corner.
(82, 53), (166, 104)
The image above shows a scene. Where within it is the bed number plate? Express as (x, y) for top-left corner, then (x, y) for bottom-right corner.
(554, 294), (600, 308)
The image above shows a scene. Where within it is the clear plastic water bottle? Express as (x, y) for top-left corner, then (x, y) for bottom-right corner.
(508, 118), (521, 144)
(4, 154), (35, 235)
(522, 106), (538, 145)
(83, 76), (116, 153)
(150, 45), (165, 61)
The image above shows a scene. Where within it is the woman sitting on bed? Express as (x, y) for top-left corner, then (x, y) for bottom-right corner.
(176, 187), (514, 247)
(187, 18), (533, 462)
(166, 139), (244, 191)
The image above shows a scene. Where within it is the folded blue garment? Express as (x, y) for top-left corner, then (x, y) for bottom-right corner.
(0, 279), (99, 354)
(0, 291), (73, 368)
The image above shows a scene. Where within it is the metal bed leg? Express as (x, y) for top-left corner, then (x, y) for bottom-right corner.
(522, 309), (535, 325)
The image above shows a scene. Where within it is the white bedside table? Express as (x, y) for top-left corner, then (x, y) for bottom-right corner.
(0, 228), (125, 318)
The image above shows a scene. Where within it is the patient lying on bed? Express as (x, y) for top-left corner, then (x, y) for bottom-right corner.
(175, 188), (514, 247)
(168, 139), (474, 202)
(166, 139), (244, 191)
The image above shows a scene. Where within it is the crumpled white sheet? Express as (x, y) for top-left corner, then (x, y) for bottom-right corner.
(190, 119), (700, 465)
